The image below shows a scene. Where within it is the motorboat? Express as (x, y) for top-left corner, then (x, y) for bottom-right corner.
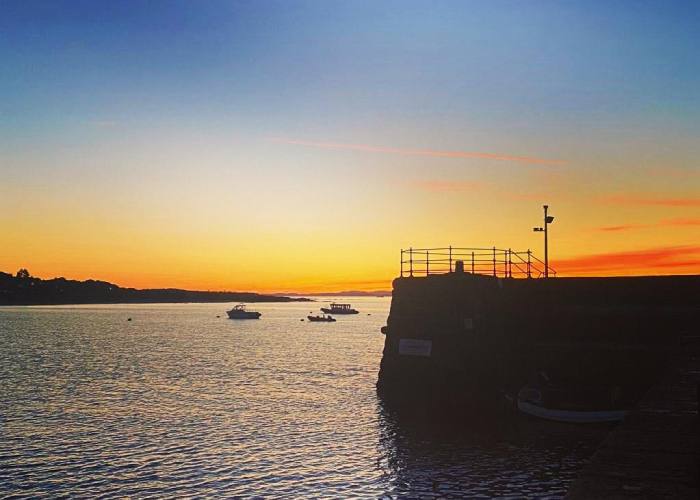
(515, 377), (627, 424)
(227, 304), (261, 319)
(320, 303), (359, 315)
(307, 314), (336, 322)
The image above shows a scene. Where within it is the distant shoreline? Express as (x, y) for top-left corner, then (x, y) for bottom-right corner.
(0, 271), (310, 306)
(284, 290), (392, 298)
(1, 300), (313, 307)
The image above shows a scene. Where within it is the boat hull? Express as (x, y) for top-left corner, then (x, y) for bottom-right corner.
(227, 311), (261, 319)
(517, 400), (626, 423)
(320, 308), (358, 315)
(308, 315), (336, 322)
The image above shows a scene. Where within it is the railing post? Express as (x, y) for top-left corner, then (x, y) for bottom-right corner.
(492, 247), (496, 277)
(426, 250), (430, 275)
(409, 247), (413, 277)
(449, 245), (452, 272)
(527, 249), (532, 279)
(471, 251), (475, 274)
(508, 248), (512, 278)
(400, 249), (403, 277)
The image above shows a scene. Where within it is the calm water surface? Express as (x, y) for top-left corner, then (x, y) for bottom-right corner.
(1, 298), (604, 497)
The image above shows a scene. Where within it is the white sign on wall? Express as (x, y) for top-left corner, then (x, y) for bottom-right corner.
(398, 338), (432, 357)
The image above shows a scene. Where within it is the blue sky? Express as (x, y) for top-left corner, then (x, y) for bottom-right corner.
(3, 0), (698, 148)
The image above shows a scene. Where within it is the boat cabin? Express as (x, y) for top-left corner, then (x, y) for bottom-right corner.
(321, 302), (360, 314)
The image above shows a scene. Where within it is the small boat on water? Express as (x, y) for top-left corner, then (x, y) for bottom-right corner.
(514, 372), (628, 424)
(227, 304), (261, 320)
(320, 303), (359, 315)
(307, 314), (336, 322)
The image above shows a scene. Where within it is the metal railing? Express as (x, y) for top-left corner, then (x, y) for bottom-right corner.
(400, 246), (556, 279)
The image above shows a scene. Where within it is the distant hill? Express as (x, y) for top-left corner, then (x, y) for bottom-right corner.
(0, 271), (309, 306)
(286, 290), (392, 298)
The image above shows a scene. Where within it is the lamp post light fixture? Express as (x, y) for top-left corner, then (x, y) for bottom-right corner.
(533, 204), (554, 278)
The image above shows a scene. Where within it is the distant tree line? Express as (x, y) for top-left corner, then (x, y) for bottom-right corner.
(0, 270), (308, 305)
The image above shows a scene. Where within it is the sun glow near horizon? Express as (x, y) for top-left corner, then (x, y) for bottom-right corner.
(2, 2), (699, 292)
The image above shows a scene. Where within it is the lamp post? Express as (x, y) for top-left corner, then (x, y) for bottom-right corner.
(533, 204), (554, 277)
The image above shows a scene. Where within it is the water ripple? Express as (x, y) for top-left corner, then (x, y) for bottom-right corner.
(0, 300), (603, 497)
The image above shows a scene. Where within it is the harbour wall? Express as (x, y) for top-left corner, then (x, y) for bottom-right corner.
(377, 272), (700, 410)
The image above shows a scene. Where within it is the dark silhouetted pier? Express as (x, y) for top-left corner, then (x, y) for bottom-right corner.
(566, 337), (700, 498)
(379, 245), (700, 496)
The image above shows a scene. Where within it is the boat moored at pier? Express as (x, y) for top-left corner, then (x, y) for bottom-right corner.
(514, 375), (628, 424)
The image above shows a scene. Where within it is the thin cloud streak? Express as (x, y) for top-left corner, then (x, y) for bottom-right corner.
(406, 179), (546, 200)
(408, 180), (482, 192)
(601, 195), (700, 207)
(598, 224), (650, 232)
(270, 137), (567, 166)
(663, 217), (700, 226)
(647, 167), (700, 179)
(90, 120), (118, 128)
(554, 245), (700, 274)
(597, 217), (700, 232)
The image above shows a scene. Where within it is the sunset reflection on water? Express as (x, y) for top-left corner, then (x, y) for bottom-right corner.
(1, 299), (603, 497)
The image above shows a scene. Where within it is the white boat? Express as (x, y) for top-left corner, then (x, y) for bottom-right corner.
(226, 304), (261, 319)
(516, 383), (627, 424)
(320, 303), (359, 315)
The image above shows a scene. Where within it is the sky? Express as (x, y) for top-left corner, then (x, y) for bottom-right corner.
(1, 1), (699, 292)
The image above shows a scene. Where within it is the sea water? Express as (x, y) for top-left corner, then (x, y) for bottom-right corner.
(0, 298), (605, 497)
